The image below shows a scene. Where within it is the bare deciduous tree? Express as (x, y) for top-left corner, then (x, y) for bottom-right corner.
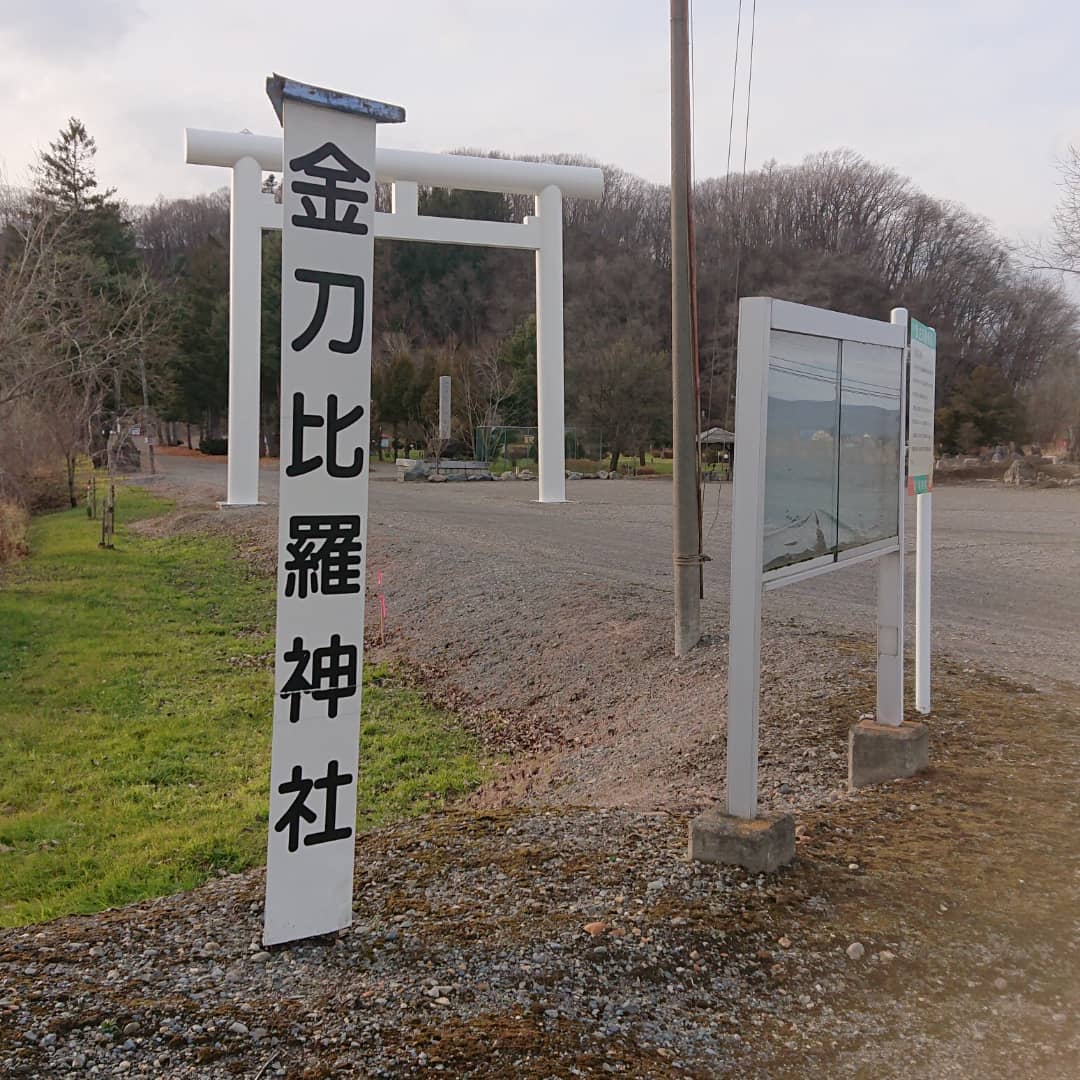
(1027, 361), (1080, 460)
(0, 202), (169, 505)
(135, 190), (229, 278)
(454, 340), (510, 460)
(1043, 144), (1080, 275)
(571, 337), (668, 473)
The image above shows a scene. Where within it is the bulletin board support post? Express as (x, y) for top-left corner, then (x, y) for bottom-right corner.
(915, 489), (932, 714)
(875, 307), (908, 727)
(725, 299), (772, 820)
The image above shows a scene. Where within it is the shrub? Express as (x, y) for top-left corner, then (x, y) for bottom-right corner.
(0, 400), (75, 511)
(199, 437), (228, 456)
(0, 500), (29, 565)
(21, 469), (73, 512)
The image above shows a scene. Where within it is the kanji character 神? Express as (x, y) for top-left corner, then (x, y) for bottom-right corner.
(279, 633), (358, 724)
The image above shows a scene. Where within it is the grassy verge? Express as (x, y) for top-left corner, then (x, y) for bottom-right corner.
(0, 488), (486, 927)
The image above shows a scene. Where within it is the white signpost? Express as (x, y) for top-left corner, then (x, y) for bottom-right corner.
(907, 318), (937, 715)
(726, 298), (908, 821)
(263, 75), (404, 947)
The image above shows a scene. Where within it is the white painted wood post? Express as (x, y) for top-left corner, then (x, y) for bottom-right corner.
(726, 298), (771, 819)
(876, 307), (908, 726)
(391, 180), (418, 217)
(915, 490), (932, 713)
(534, 185), (566, 503)
(263, 76), (404, 946)
(225, 155), (264, 507)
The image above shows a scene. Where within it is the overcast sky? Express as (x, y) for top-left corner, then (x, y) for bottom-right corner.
(0, 0), (1076, 243)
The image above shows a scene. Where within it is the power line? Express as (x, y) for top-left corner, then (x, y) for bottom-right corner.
(725, 0), (745, 180)
(703, 0), (745, 431)
(741, 0), (758, 181)
(721, 0), (758, 436)
(705, 0), (760, 546)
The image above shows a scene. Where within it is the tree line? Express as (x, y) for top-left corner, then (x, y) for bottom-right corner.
(0, 119), (169, 509)
(3, 118), (1079, 514)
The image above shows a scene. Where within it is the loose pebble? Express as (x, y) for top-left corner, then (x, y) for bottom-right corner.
(0, 806), (1053, 1076)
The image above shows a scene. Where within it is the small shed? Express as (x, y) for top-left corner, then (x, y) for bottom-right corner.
(698, 426), (736, 446)
(698, 427), (735, 480)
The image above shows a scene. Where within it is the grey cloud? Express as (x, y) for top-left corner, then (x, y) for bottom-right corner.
(0, 0), (144, 59)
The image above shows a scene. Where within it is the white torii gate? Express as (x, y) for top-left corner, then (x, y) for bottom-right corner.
(184, 127), (604, 506)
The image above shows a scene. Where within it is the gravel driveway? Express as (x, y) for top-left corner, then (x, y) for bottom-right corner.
(136, 453), (1080, 815)
(1, 455), (1076, 1078)
(154, 454), (1080, 690)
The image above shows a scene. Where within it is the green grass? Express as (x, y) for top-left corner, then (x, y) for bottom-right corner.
(0, 489), (486, 927)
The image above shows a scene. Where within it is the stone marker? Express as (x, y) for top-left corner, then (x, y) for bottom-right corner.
(1003, 459), (1037, 485)
(687, 810), (795, 873)
(848, 719), (929, 789)
(399, 460), (431, 482)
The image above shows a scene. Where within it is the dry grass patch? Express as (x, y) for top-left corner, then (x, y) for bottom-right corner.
(0, 500), (29, 566)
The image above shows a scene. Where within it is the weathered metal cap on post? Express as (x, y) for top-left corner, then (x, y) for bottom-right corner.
(265, 73), (406, 126)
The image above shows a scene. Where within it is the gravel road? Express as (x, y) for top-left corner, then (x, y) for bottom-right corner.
(136, 453), (1080, 815)
(154, 454), (1080, 691)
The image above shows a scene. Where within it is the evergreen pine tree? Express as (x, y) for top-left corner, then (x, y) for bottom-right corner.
(34, 117), (111, 214)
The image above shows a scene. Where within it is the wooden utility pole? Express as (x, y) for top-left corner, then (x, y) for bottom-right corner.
(671, 0), (701, 656)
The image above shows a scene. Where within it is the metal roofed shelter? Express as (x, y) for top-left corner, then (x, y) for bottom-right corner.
(698, 426), (736, 445)
(184, 126), (604, 507)
(698, 427), (735, 482)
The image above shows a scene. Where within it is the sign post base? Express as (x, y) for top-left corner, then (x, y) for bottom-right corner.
(688, 809), (795, 873)
(848, 719), (929, 789)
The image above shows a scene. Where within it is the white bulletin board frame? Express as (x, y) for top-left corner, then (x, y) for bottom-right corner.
(726, 298), (909, 820)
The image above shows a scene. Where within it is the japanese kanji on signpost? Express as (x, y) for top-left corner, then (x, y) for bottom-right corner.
(263, 75), (404, 947)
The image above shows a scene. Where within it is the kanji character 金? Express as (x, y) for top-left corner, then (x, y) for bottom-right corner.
(289, 142), (371, 235)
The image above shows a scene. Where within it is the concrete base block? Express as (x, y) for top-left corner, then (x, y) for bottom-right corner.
(688, 810), (795, 873)
(217, 501), (267, 510)
(848, 719), (929, 789)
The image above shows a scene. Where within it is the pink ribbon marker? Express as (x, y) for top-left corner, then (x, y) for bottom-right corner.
(376, 570), (387, 641)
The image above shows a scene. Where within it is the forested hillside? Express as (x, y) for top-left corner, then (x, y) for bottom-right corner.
(3, 118), (1079, 514)
(139, 145), (1080, 460)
